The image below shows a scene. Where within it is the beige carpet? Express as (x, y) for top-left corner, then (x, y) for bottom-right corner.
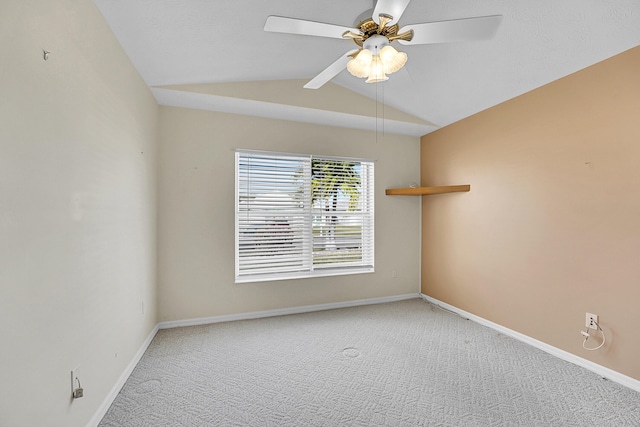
(99, 298), (640, 426)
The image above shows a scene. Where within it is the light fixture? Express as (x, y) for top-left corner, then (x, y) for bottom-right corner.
(379, 45), (407, 74)
(346, 49), (372, 78)
(347, 35), (407, 83)
(366, 55), (388, 83)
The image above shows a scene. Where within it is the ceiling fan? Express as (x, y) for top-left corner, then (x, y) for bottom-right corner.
(264, 0), (503, 89)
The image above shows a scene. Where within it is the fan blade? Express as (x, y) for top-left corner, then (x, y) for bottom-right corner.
(398, 15), (503, 45)
(264, 16), (362, 39)
(304, 49), (359, 89)
(372, 0), (411, 26)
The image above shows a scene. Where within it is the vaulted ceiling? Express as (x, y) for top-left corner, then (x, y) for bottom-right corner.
(93, 0), (640, 136)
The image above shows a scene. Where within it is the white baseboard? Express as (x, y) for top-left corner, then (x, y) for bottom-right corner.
(420, 293), (640, 393)
(158, 293), (420, 329)
(87, 323), (160, 427)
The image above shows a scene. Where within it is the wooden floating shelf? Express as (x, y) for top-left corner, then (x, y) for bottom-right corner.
(385, 185), (471, 196)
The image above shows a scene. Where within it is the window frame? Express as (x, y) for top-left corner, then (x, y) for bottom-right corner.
(235, 149), (374, 283)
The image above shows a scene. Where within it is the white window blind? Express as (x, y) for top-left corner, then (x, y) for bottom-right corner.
(235, 150), (374, 283)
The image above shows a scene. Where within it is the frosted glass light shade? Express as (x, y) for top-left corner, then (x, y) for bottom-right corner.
(379, 45), (407, 74)
(379, 45), (398, 63)
(354, 48), (373, 66)
(347, 49), (373, 78)
(347, 59), (368, 78)
(365, 56), (388, 83)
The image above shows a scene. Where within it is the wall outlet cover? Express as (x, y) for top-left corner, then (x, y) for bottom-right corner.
(586, 313), (598, 330)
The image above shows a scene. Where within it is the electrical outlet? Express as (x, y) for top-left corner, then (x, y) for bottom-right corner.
(585, 313), (598, 330)
(73, 385), (84, 399)
(392, 270), (397, 278)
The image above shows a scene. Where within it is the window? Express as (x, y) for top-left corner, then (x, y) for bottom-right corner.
(235, 150), (374, 283)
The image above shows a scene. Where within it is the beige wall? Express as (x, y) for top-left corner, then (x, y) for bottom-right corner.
(421, 46), (640, 380)
(0, 1), (159, 426)
(158, 106), (421, 321)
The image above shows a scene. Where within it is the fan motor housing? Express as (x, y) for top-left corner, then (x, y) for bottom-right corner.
(353, 17), (400, 47)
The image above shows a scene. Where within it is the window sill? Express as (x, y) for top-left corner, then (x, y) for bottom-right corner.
(235, 267), (374, 284)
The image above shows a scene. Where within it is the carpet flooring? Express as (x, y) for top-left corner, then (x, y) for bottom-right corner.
(99, 298), (640, 426)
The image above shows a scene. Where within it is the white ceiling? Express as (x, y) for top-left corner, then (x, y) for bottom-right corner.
(93, 0), (640, 136)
